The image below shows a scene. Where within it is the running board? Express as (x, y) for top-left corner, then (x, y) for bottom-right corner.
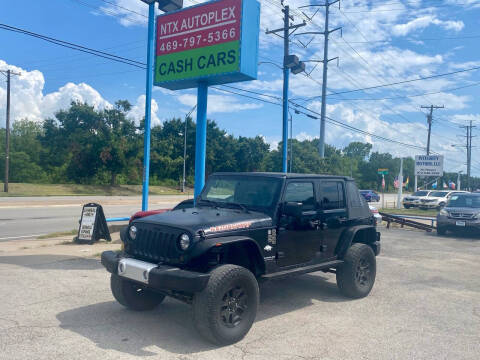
(261, 260), (343, 280)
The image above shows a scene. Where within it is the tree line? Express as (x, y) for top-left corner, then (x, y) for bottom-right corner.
(0, 100), (477, 191)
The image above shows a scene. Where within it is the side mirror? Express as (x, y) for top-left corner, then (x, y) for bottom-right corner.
(283, 202), (302, 218)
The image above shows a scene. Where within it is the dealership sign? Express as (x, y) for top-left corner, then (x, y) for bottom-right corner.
(415, 155), (444, 176)
(154, 0), (260, 90)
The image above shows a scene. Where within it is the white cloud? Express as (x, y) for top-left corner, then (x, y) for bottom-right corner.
(295, 132), (314, 142)
(392, 15), (464, 36)
(177, 93), (262, 114)
(451, 113), (480, 124)
(128, 95), (161, 126)
(0, 60), (112, 126)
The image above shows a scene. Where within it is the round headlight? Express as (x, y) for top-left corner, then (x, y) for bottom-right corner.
(129, 225), (137, 240)
(179, 233), (191, 250)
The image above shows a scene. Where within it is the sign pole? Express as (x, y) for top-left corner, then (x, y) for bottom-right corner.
(194, 83), (208, 202)
(281, 5), (290, 173)
(142, 2), (156, 212)
(382, 174), (385, 210)
(397, 158), (403, 209)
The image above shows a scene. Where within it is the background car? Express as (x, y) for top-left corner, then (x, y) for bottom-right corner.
(360, 190), (380, 202)
(369, 204), (382, 224)
(402, 190), (431, 209)
(419, 190), (468, 210)
(437, 193), (480, 235)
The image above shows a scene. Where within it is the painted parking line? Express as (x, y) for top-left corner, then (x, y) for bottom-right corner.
(0, 234), (47, 241)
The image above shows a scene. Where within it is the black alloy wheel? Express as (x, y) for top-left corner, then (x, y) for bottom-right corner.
(355, 258), (371, 289)
(220, 286), (248, 328)
(336, 243), (376, 299)
(193, 264), (259, 345)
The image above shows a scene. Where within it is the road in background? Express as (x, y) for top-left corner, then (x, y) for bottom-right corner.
(0, 195), (188, 241)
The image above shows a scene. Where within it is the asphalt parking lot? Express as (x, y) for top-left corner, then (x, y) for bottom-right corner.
(1, 228), (479, 360)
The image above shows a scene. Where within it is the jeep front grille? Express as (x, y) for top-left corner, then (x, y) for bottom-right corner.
(126, 224), (185, 263)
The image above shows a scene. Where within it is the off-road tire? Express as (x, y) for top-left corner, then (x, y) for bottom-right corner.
(437, 226), (447, 236)
(336, 243), (376, 299)
(110, 274), (165, 311)
(193, 264), (259, 345)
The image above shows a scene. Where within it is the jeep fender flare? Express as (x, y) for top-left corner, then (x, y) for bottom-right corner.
(190, 236), (266, 274)
(335, 225), (379, 259)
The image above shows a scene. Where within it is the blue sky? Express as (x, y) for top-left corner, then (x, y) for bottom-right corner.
(1, 0), (480, 174)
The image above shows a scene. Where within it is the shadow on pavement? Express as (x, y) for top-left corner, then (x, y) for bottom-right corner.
(0, 254), (102, 270)
(56, 273), (347, 355)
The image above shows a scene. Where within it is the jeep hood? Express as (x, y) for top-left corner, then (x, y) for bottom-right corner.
(133, 207), (272, 235)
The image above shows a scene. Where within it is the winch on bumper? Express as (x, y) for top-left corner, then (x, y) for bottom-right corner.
(101, 251), (210, 293)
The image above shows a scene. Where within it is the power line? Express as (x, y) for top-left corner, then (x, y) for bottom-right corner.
(0, 23), (147, 69)
(321, 81), (480, 101)
(211, 85), (426, 151)
(316, 65), (480, 97)
(97, 0), (147, 18)
(337, 1), (475, 13)
(318, 34), (480, 45)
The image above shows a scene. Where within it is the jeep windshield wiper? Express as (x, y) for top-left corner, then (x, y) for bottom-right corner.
(221, 202), (249, 213)
(198, 199), (220, 208)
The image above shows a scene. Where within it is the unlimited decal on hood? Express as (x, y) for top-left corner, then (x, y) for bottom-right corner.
(204, 220), (254, 234)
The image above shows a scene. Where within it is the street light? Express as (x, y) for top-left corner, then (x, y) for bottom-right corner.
(141, 0), (183, 12)
(140, 0), (183, 211)
(180, 105), (197, 193)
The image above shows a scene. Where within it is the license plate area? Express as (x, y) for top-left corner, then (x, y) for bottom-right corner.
(118, 258), (157, 284)
(456, 220), (466, 227)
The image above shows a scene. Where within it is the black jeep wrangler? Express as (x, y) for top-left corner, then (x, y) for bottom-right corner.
(101, 172), (380, 345)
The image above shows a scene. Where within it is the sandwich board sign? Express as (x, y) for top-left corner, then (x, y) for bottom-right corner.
(154, 0), (260, 90)
(77, 203), (111, 244)
(415, 155), (444, 176)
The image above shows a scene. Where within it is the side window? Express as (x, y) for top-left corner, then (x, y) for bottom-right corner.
(346, 181), (363, 208)
(284, 182), (315, 210)
(319, 181), (346, 210)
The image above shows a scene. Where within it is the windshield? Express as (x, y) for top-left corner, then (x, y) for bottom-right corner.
(413, 191), (429, 196)
(447, 195), (480, 208)
(200, 176), (283, 210)
(360, 190), (369, 194)
(430, 191), (448, 197)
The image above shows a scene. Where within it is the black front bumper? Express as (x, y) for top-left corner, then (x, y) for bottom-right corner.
(101, 251), (210, 293)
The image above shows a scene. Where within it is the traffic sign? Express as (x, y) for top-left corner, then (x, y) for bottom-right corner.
(154, 0), (260, 90)
(378, 168), (389, 175)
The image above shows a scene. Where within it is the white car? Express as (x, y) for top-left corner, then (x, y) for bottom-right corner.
(402, 190), (431, 209)
(369, 205), (382, 224)
(419, 190), (468, 209)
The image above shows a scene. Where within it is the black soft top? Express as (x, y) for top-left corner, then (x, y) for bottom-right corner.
(211, 172), (353, 181)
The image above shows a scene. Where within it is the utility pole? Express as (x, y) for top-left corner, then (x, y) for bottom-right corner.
(266, 4), (306, 173)
(1, 69), (21, 193)
(297, 1), (340, 157)
(459, 120), (475, 191)
(318, 0), (340, 157)
(421, 105), (444, 155)
(181, 105), (197, 193)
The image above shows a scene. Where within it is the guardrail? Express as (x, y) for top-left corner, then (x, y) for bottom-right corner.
(106, 217), (130, 222)
(386, 214), (437, 227)
(380, 212), (436, 232)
